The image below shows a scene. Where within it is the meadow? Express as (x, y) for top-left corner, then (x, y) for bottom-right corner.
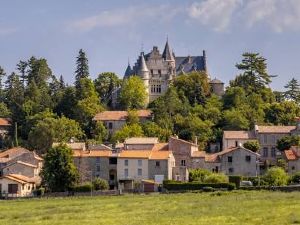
(0, 191), (300, 225)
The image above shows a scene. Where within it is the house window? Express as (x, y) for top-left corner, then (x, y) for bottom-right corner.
(28, 185), (31, 190)
(228, 156), (233, 163)
(263, 147), (268, 157)
(109, 157), (117, 165)
(124, 169), (128, 178)
(8, 184), (18, 194)
(96, 157), (100, 164)
(108, 122), (113, 129)
(263, 135), (268, 144)
(158, 70), (161, 76)
(155, 161), (160, 167)
(271, 135), (276, 144)
(245, 155), (251, 162)
(125, 160), (128, 166)
(229, 168), (234, 174)
(96, 165), (100, 172)
(151, 69), (153, 75)
(292, 166), (295, 170)
(138, 160), (142, 167)
(138, 168), (142, 176)
(181, 160), (186, 166)
(235, 141), (238, 147)
(271, 147), (276, 157)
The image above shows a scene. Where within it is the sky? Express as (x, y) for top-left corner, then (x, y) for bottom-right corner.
(1, 0), (300, 90)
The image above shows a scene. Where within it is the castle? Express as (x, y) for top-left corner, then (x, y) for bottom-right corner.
(113, 39), (224, 107)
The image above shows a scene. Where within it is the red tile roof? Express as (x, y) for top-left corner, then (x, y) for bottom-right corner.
(2, 174), (35, 184)
(257, 126), (296, 133)
(223, 131), (256, 139)
(73, 150), (112, 158)
(0, 118), (11, 126)
(284, 150), (297, 161)
(0, 147), (30, 159)
(93, 110), (152, 121)
(150, 151), (172, 160)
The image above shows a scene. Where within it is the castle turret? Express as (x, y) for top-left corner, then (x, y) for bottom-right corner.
(203, 50), (210, 79)
(124, 62), (133, 79)
(162, 38), (175, 80)
(138, 52), (150, 105)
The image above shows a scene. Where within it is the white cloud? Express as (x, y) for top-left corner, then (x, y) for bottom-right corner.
(188, 0), (300, 33)
(188, 0), (242, 32)
(69, 5), (181, 32)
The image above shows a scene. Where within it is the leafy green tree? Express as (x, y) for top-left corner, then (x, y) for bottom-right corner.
(222, 109), (250, 130)
(27, 57), (52, 88)
(112, 124), (144, 143)
(41, 143), (79, 192)
(94, 72), (121, 107)
(243, 140), (260, 152)
(276, 135), (300, 151)
(55, 86), (77, 119)
(28, 116), (83, 154)
(75, 49), (89, 89)
(222, 87), (247, 109)
(189, 169), (212, 182)
(284, 78), (300, 102)
(203, 173), (228, 183)
(173, 71), (210, 106)
(263, 167), (288, 186)
(126, 110), (140, 125)
(91, 121), (108, 143)
(291, 172), (300, 184)
(231, 52), (275, 93)
(119, 76), (147, 109)
(92, 178), (109, 190)
(0, 102), (11, 117)
(142, 122), (171, 142)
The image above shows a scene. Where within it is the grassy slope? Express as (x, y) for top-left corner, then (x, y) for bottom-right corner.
(0, 191), (300, 225)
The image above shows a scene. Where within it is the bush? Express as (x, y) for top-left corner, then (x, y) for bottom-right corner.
(163, 180), (235, 191)
(204, 173), (228, 183)
(92, 178), (109, 191)
(229, 176), (243, 188)
(34, 187), (45, 197)
(291, 172), (300, 184)
(189, 169), (212, 182)
(243, 140), (260, 152)
(263, 167), (289, 186)
(202, 187), (215, 192)
(74, 183), (93, 192)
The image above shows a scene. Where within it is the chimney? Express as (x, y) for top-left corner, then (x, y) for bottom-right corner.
(195, 136), (198, 145)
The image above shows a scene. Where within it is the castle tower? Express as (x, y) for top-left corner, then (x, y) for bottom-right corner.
(138, 52), (150, 105)
(162, 38), (176, 80)
(124, 61), (133, 79)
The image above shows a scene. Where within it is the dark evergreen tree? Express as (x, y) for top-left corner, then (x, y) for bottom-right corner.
(16, 60), (28, 88)
(284, 78), (300, 102)
(0, 66), (6, 101)
(75, 49), (89, 89)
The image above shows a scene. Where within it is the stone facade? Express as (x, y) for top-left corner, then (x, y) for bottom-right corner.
(120, 39), (224, 106)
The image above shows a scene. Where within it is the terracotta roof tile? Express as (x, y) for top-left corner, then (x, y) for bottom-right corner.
(93, 110), (152, 121)
(0, 118), (12, 126)
(223, 131), (256, 139)
(73, 150), (112, 158)
(3, 161), (37, 169)
(152, 143), (169, 151)
(257, 126), (296, 133)
(284, 150), (297, 161)
(125, 137), (158, 145)
(118, 150), (152, 158)
(0, 147), (30, 159)
(150, 151), (171, 160)
(191, 151), (206, 158)
(2, 174), (35, 184)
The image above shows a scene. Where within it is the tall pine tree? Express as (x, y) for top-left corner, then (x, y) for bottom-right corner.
(284, 78), (300, 103)
(75, 49), (89, 89)
(0, 66), (6, 101)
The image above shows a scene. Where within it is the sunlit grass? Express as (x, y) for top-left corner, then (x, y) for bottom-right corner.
(0, 191), (300, 225)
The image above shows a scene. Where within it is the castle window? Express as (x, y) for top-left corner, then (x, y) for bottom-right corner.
(158, 85), (161, 93)
(158, 70), (161, 75)
(151, 69), (153, 75)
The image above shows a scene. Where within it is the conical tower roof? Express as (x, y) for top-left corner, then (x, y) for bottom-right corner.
(162, 39), (175, 61)
(124, 62), (132, 78)
(139, 52), (149, 72)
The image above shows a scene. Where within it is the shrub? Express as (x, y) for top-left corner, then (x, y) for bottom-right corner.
(92, 178), (109, 191)
(163, 180), (235, 191)
(202, 187), (215, 192)
(74, 183), (93, 192)
(204, 173), (228, 184)
(291, 172), (300, 184)
(229, 176), (243, 188)
(263, 167), (289, 186)
(34, 187), (45, 197)
(243, 140), (260, 152)
(189, 169), (212, 182)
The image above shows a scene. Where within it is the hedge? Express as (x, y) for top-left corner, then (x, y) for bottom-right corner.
(73, 183), (93, 192)
(229, 176), (242, 188)
(163, 180), (235, 191)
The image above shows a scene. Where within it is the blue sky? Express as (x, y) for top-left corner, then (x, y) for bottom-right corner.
(1, 0), (300, 90)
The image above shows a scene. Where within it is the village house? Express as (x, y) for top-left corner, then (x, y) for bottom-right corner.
(93, 110), (152, 135)
(0, 118), (12, 149)
(0, 147), (43, 197)
(223, 123), (300, 165)
(283, 146), (300, 174)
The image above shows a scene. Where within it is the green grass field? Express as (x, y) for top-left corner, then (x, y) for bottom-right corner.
(0, 191), (300, 225)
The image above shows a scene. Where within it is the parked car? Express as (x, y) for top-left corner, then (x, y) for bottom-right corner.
(240, 181), (253, 187)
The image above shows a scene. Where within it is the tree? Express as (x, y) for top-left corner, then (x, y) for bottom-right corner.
(112, 124), (144, 143)
(203, 173), (228, 183)
(243, 140), (260, 152)
(0, 102), (11, 117)
(173, 71), (210, 106)
(126, 110), (140, 125)
(41, 143), (79, 192)
(94, 72), (121, 107)
(119, 76), (147, 109)
(92, 178), (109, 190)
(284, 78), (300, 102)
(276, 135), (300, 152)
(16, 60), (28, 87)
(142, 122), (171, 142)
(232, 52), (275, 93)
(0, 66), (6, 101)
(75, 49), (89, 89)
(91, 121), (108, 143)
(222, 109), (250, 130)
(263, 167), (288, 186)
(291, 172), (300, 184)
(189, 169), (212, 182)
(28, 116), (84, 154)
